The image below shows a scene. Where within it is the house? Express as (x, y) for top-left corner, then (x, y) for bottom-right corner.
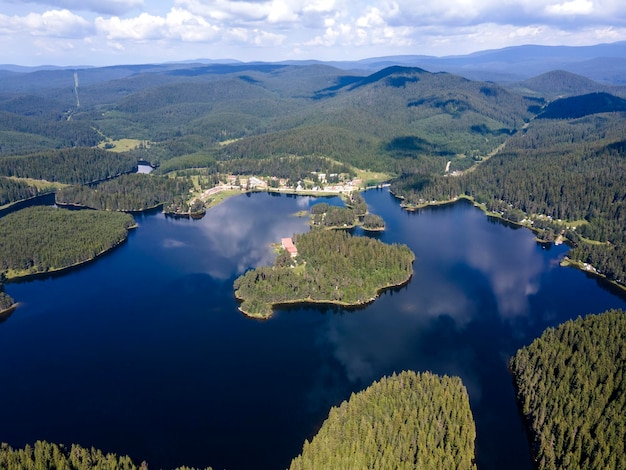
(248, 176), (267, 189)
(281, 237), (298, 257)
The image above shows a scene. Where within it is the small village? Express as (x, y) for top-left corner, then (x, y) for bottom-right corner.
(193, 171), (369, 208)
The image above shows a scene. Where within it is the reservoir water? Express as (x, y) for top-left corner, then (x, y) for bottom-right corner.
(1, 190), (625, 470)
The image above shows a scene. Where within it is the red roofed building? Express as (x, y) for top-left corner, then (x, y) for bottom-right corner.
(281, 237), (298, 257)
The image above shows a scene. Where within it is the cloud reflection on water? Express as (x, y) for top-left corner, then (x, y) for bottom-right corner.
(313, 199), (551, 411)
(193, 194), (320, 280)
(464, 222), (543, 319)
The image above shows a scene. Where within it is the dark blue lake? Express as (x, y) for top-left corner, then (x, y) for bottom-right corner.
(1, 190), (625, 470)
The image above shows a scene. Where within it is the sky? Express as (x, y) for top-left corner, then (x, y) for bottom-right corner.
(0, 0), (625, 66)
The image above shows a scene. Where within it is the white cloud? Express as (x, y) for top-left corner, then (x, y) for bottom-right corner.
(367, 0), (623, 28)
(546, 0), (594, 15)
(267, 0), (300, 23)
(0, 9), (92, 37)
(96, 12), (166, 40)
(96, 8), (221, 42)
(7, 0), (143, 15)
(174, 0), (341, 26)
(303, 0), (336, 14)
(355, 7), (385, 28)
(165, 8), (221, 41)
(174, 0), (269, 22)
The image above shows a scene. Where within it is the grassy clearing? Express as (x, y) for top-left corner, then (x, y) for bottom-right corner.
(7, 177), (67, 191)
(204, 189), (241, 208)
(355, 169), (394, 187)
(97, 139), (146, 152)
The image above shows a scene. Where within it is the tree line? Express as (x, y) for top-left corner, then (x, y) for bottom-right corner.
(510, 309), (626, 470)
(0, 111), (103, 153)
(234, 229), (414, 318)
(0, 176), (40, 207)
(289, 370), (476, 470)
(0, 147), (137, 184)
(56, 174), (193, 212)
(0, 441), (213, 470)
(0, 206), (135, 278)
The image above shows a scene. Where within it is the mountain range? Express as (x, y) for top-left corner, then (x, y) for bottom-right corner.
(2, 41), (626, 85)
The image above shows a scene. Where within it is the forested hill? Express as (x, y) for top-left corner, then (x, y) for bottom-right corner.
(290, 370), (476, 470)
(537, 92), (626, 119)
(213, 66), (536, 173)
(0, 371), (474, 470)
(510, 310), (626, 470)
(395, 113), (626, 285)
(0, 148), (137, 184)
(509, 70), (620, 99)
(0, 62), (536, 175)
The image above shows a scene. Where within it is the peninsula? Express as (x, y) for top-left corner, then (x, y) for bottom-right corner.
(233, 229), (415, 319)
(0, 206), (136, 281)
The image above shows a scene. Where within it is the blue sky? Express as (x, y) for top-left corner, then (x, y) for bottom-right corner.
(1, 0), (625, 66)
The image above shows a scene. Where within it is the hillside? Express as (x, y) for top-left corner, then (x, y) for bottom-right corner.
(290, 370), (476, 470)
(0, 64), (536, 179)
(509, 70), (615, 99)
(216, 66), (535, 173)
(510, 310), (626, 470)
(537, 92), (626, 119)
(391, 110), (626, 287)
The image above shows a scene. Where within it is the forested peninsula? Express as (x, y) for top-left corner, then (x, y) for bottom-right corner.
(310, 191), (385, 231)
(0, 206), (136, 279)
(56, 173), (193, 213)
(0, 290), (15, 314)
(510, 309), (626, 470)
(234, 229), (414, 319)
(289, 370), (476, 470)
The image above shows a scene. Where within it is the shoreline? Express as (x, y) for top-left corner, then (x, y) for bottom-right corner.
(393, 191), (626, 293)
(56, 200), (164, 214)
(4, 224), (137, 283)
(560, 257), (626, 294)
(236, 274), (413, 320)
(0, 302), (18, 319)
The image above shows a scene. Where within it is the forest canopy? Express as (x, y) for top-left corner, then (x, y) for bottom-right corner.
(0, 441), (213, 470)
(0, 206), (136, 279)
(0, 148), (137, 184)
(289, 370), (477, 470)
(510, 309), (626, 470)
(56, 173), (192, 212)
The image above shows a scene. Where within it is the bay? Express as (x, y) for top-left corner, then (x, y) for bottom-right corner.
(1, 190), (625, 470)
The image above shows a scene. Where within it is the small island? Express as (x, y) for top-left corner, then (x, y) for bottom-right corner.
(309, 191), (386, 231)
(0, 206), (136, 280)
(233, 229), (414, 319)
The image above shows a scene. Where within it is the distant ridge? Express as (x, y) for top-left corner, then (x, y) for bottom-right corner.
(1, 41), (626, 87)
(283, 41), (626, 84)
(510, 70), (615, 99)
(537, 92), (626, 119)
